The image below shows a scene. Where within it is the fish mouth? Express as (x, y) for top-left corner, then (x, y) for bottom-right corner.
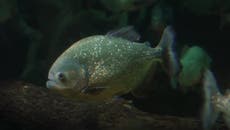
(46, 80), (61, 89)
(47, 80), (88, 93)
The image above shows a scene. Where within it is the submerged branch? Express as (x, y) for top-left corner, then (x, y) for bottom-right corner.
(0, 81), (226, 130)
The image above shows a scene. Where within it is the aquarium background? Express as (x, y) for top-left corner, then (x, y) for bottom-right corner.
(0, 0), (230, 129)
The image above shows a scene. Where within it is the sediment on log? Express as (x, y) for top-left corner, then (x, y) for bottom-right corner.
(0, 81), (226, 130)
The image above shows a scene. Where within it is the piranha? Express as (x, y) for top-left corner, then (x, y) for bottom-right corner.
(202, 69), (230, 129)
(46, 26), (179, 100)
(178, 46), (212, 91)
(201, 69), (220, 130)
(212, 90), (230, 129)
(176, 46), (221, 129)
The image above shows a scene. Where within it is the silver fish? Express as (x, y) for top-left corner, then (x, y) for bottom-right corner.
(202, 69), (230, 129)
(46, 26), (178, 99)
(202, 69), (220, 130)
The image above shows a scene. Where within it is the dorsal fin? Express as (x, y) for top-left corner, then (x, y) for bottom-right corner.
(106, 26), (141, 42)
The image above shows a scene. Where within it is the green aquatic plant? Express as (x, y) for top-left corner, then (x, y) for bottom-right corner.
(100, 0), (136, 12)
(178, 46), (211, 87)
(181, 0), (216, 14)
(151, 2), (173, 30)
(176, 46), (222, 129)
(0, 0), (16, 23)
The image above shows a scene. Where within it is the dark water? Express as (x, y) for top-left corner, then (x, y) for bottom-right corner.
(0, 0), (229, 129)
(1, 0), (229, 83)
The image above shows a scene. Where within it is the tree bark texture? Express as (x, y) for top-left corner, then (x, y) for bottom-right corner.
(0, 81), (227, 130)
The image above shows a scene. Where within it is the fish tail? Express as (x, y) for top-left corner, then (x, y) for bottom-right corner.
(202, 69), (221, 130)
(157, 26), (179, 89)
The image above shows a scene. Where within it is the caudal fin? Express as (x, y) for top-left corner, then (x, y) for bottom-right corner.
(202, 69), (221, 130)
(157, 26), (179, 89)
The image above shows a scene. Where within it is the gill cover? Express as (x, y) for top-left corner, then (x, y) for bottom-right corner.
(47, 57), (88, 91)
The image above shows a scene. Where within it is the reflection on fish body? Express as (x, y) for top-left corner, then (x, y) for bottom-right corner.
(46, 26), (177, 100)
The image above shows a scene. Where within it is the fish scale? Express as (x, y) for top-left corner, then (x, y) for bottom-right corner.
(46, 26), (177, 100)
(68, 35), (161, 86)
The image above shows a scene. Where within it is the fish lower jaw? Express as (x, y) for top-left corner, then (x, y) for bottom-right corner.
(46, 80), (64, 90)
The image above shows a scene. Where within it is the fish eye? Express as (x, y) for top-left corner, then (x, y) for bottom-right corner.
(57, 72), (65, 81)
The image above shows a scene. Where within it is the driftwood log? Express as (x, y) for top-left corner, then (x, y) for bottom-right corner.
(0, 81), (227, 130)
